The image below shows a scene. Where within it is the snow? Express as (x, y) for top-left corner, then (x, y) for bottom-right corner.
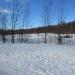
(0, 33), (75, 46)
(0, 44), (75, 75)
(0, 33), (75, 75)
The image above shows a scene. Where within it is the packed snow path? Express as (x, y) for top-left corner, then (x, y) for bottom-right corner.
(0, 44), (75, 75)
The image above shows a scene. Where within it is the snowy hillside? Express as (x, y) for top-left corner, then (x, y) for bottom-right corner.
(0, 44), (75, 75)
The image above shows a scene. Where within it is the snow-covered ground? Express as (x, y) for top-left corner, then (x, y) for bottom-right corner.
(0, 33), (75, 75)
(0, 33), (75, 46)
(0, 44), (75, 75)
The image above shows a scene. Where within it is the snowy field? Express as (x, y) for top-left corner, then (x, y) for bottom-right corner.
(0, 33), (75, 75)
(0, 44), (75, 75)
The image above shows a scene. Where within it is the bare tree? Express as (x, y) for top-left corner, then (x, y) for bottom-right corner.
(11, 0), (20, 43)
(21, 0), (30, 43)
(0, 9), (7, 43)
(57, 0), (64, 45)
(42, 0), (52, 43)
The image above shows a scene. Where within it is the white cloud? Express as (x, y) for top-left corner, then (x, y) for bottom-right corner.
(0, 8), (11, 14)
(5, 0), (11, 2)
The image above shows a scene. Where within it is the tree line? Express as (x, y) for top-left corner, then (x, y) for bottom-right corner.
(0, 0), (74, 44)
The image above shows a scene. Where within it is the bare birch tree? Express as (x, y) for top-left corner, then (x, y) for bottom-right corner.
(11, 0), (20, 43)
(42, 0), (52, 43)
(57, 0), (64, 44)
(0, 9), (7, 43)
(22, 0), (30, 43)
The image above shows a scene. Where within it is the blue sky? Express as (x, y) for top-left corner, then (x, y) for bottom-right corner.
(0, 0), (75, 29)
